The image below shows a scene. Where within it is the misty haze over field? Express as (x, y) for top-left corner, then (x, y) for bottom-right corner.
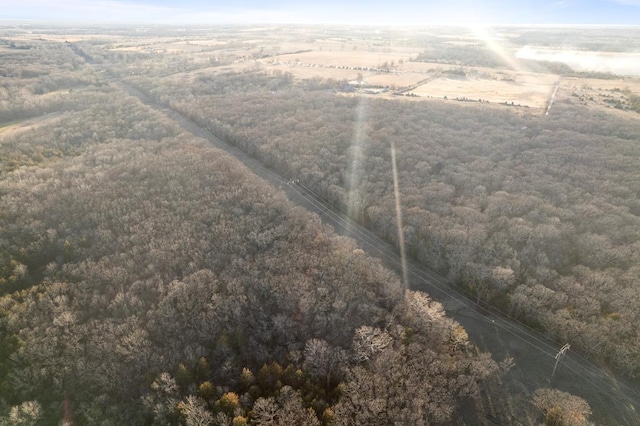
(516, 46), (640, 76)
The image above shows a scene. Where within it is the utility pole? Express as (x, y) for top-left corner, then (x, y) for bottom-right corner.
(552, 343), (570, 379)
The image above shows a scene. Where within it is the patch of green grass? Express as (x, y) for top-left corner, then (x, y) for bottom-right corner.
(0, 121), (16, 131)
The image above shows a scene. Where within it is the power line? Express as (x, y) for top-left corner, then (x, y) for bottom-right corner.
(288, 180), (640, 405)
(552, 343), (571, 379)
(123, 82), (640, 417)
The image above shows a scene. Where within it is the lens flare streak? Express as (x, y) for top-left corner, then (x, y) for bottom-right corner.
(391, 141), (409, 289)
(346, 97), (368, 223)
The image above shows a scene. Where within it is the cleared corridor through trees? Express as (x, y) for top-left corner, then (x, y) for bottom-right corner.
(118, 80), (640, 425)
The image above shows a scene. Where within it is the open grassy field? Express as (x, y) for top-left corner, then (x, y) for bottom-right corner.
(0, 112), (62, 139)
(555, 76), (640, 115)
(2, 25), (639, 117)
(271, 49), (415, 69)
(411, 72), (558, 108)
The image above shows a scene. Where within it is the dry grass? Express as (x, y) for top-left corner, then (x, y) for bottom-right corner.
(365, 72), (431, 88)
(559, 75), (640, 117)
(565, 76), (640, 92)
(271, 49), (414, 69)
(257, 49), (563, 109)
(7, 28), (637, 118)
(0, 112), (62, 139)
(264, 63), (361, 81)
(411, 72), (557, 109)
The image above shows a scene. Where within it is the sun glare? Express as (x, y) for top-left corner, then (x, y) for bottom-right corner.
(469, 25), (526, 73)
(347, 97), (368, 225)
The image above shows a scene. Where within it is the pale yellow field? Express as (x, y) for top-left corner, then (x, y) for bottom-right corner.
(190, 51), (562, 110)
(263, 63), (362, 81)
(178, 39), (234, 47)
(412, 72), (558, 109)
(365, 72), (432, 88)
(0, 112), (62, 139)
(21, 34), (125, 43)
(7, 28), (636, 117)
(271, 49), (416, 69)
(194, 59), (434, 89)
(564, 76), (640, 93)
(558, 75), (640, 117)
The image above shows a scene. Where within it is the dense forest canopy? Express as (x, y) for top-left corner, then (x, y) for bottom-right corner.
(3, 24), (640, 424)
(135, 70), (640, 379)
(0, 33), (524, 425)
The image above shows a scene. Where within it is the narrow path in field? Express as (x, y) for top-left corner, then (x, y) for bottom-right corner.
(546, 78), (561, 115)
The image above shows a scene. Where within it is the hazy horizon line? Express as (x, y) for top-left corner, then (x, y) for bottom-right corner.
(2, 19), (640, 28)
